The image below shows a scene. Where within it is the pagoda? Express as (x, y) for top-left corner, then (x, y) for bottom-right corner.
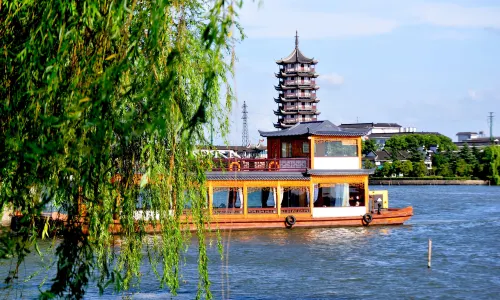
(274, 31), (320, 129)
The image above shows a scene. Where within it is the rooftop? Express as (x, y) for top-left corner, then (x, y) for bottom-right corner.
(206, 169), (375, 181)
(339, 122), (402, 128)
(368, 132), (443, 138)
(454, 137), (500, 146)
(259, 120), (367, 138)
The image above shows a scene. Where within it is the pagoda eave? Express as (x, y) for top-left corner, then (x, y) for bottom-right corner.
(273, 122), (294, 129)
(298, 110), (320, 115)
(277, 72), (319, 78)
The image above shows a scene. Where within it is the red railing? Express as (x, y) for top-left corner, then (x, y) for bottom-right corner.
(211, 158), (310, 172)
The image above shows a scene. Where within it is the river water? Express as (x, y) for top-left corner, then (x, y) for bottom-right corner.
(1, 185), (500, 299)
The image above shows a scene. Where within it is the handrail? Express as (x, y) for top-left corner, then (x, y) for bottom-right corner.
(211, 157), (310, 172)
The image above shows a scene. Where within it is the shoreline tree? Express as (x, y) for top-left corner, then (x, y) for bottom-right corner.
(1, 0), (243, 298)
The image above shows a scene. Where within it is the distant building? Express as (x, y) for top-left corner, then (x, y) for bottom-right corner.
(274, 32), (320, 129)
(364, 150), (411, 167)
(455, 137), (500, 148)
(339, 122), (404, 135)
(368, 132), (442, 148)
(456, 132), (478, 142)
(365, 148), (433, 171)
(338, 122), (444, 148)
(201, 141), (267, 159)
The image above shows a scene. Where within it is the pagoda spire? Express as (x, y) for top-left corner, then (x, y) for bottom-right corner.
(295, 30), (299, 48)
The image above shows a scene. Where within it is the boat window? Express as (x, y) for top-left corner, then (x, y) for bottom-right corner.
(314, 140), (358, 157)
(281, 142), (292, 158)
(136, 188), (153, 210)
(312, 183), (365, 207)
(182, 191), (210, 210)
(302, 142), (310, 154)
(348, 183), (365, 207)
(212, 187), (243, 214)
(280, 187), (309, 209)
(247, 187), (276, 208)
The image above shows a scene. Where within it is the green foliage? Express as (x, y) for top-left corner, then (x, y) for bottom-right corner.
(1, 0), (242, 298)
(411, 161), (428, 177)
(400, 161), (413, 177)
(362, 139), (377, 155)
(363, 160), (376, 169)
(375, 162), (393, 177)
(482, 146), (500, 185)
(391, 160), (402, 174)
(384, 134), (457, 152)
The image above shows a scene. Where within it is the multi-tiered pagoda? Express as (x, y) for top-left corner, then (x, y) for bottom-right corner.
(274, 31), (320, 129)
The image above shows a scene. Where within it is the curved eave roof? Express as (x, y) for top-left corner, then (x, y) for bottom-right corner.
(276, 47), (317, 64)
(273, 122), (295, 129)
(207, 171), (309, 181)
(298, 110), (320, 115)
(276, 85), (318, 90)
(306, 169), (375, 176)
(274, 97), (320, 103)
(276, 72), (319, 78)
(274, 110), (297, 115)
(260, 120), (368, 138)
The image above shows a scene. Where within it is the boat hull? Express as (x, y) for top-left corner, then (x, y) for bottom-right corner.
(201, 206), (413, 231)
(5, 207), (413, 234)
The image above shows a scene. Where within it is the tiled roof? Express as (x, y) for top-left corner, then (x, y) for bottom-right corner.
(366, 150), (411, 161)
(306, 169), (375, 176)
(259, 120), (367, 138)
(206, 171), (309, 181)
(368, 132), (442, 138)
(339, 122), (402, 128)
(276, 47), (316, 64)
(456, 132), (478, 135)
(454, 137), (500, 146)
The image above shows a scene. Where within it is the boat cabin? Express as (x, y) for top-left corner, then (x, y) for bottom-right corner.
(206, 120), (376, 223)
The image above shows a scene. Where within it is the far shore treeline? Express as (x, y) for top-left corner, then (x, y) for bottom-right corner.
(362, 134), (500, 185)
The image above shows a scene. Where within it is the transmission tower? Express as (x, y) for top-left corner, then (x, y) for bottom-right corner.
(488, 112), (494, 143)
(242, 101), (249, 146)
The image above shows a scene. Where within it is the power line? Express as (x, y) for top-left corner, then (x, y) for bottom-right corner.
(242, 101), (249, 146)
(488, 112), (494, 143)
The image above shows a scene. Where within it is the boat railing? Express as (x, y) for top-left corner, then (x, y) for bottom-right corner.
(211, 158), (310, 172)
(247, 207), (278, 214)
(280, 207), (311, 214)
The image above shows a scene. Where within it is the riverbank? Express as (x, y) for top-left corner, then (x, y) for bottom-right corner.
(369, 179), (490, 185)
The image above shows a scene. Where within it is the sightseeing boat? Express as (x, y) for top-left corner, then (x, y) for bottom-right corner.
(203, 120), (413, 230)
(2, 120), (413, 233)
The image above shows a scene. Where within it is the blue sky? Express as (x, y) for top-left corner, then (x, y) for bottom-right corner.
(222, 0), (500, 144)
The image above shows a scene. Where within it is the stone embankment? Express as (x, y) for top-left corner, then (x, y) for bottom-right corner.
(369, 179), (490, 185)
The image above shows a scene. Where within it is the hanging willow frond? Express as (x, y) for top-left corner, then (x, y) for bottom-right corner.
(0, 0), (243, 298)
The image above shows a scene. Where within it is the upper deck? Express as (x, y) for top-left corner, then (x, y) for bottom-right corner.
(208, 120), (370, 174)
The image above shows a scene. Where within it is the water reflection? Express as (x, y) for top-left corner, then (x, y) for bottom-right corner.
(2, 186), (500, 299)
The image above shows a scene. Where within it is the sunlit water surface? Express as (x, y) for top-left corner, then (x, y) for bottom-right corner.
(1, 185), (500, 299)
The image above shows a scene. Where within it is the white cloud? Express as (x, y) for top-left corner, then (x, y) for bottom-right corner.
(412, 3), (500, 29)
(239, 1), (399, 39)
(319, 73), (345, 86)
(237, 1), (500, 40)
(467, 89), (480, 100)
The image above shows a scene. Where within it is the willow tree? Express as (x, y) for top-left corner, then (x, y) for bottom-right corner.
(1, 0), (242, 298)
